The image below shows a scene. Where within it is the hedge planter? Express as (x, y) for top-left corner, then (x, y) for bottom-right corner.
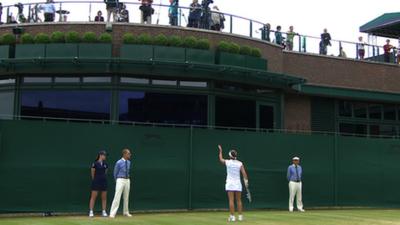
(185, 49), (215, 64)
(79, 43), (112, 58)
(15, 44), (46, 59)
(120, 44), (153, 61)
(0, 45), (11, 59)
(216, 52), (246, 68)
(246, 56), (268, 70)
(46, 43), (78, 58)
(154, 46), (185, 63)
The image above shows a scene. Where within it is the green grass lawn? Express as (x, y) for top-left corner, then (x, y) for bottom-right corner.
(0, 210), (399, 225)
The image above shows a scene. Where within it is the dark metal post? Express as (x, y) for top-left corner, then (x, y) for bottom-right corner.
(298, 35), (301, 52)
(249, 20), (253, 38)
(229, 15), (232, 34)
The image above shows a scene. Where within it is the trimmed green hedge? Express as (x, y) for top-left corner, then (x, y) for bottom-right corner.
(99, 33), (112, 43)
(82, 32), (97, 43)
(20, 33), (34, 44)
(218, 41), (262, 58)
(35, 33), (50, 44)
(1, 33), (16, 45)
(65, 31), (81, 43)
(50, 31), (65, 43)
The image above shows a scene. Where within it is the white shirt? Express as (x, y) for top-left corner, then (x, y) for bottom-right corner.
(40, 3), (56, 14)
(225, 159), (242, 183)
(358, 42), (366, 50)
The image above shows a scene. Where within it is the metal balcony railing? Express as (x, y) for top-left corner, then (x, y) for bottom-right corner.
(1, 0), (399, 64)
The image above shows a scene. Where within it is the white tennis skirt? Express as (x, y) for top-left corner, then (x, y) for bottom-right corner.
(225, 180), (242, 192)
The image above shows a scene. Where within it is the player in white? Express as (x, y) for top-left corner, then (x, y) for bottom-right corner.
(218, 145), (249, 222)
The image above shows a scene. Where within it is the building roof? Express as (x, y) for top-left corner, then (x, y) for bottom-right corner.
(360, 12), (400, 38)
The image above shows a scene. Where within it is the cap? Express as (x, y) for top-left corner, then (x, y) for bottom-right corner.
(292, 157), (300, 161)
(99, 150), (108, 156)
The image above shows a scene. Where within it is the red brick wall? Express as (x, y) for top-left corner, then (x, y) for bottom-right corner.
(284, 94), (311, 131)
(1, 23), (399, 131)
(283, 51), (400, 93)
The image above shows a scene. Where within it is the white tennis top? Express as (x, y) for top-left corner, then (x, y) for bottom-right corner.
(225, 159), (243, 183)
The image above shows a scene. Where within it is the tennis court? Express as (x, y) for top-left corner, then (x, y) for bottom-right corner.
(1, 210), (399, 225)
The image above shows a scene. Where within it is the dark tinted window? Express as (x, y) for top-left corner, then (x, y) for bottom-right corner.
(339, 101), (352, 117)
(215, 97), (256, 128)
(21, 90), (111, 120)
(369, 105), (382, 119)
(353, 103), (367, 118)
(119, 91), (207, 125)
(339, 123), (367, 137)
(259, 105), (274, 129)
(383, 105), (396, 120)
(370, 125), (397, 138)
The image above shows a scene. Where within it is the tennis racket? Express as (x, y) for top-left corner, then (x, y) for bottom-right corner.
(245, 185), (252, 203)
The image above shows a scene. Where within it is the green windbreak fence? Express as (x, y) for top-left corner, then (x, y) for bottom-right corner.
(0, 120), (399, 213)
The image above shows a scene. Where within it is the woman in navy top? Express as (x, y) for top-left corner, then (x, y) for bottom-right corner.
(89, 151), (109, 217)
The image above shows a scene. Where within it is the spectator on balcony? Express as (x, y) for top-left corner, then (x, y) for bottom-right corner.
(104, 0), (118, 22)
(169, 0), (179, 26)
(260, 23), (271, 42)
(286, 26), (298, 51)
(275, 26), (284, 46)
(188, 0), (201, 28)
(139, 0), (154, 24)
(0, 3), (3, 24)
(397, 39), (400, 64)
(357, 36), (366, 60)
(211, 6), (224, 31)
(339, 46), (347, 58)
(320, 28), (331, 55)
(95, 11), (105, 22)
(40, 0), (56, 22)
(118, 3), (129, 23)
(383, 39), (394, 63)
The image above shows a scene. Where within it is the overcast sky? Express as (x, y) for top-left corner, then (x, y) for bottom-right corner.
(1, 0), (398, 56)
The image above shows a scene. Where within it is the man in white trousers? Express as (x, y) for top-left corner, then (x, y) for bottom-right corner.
(287, 157), (305, 212)
(109, 148), (132, 218)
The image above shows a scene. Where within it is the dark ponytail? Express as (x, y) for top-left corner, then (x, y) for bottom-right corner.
(94, 153), (101, 162)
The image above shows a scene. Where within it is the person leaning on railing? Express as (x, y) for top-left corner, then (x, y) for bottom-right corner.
(139, 0), (154, 24)
(210, 6), (224, 31)
(95, 10), (105, 22)
(39, 0), (56, 22)
(168, 0), (179, 26)
(383, 39), (394, 63)
(104, 0), (119, 22)
(188, 0), (202, 28)
(286, 26), (298, 51)
(319, 28), (331, 55)
(118, 3), (129, 23)
(259, 23), (271, 42)
(275, 26), (285, 47)
(397, 38), (400, 64)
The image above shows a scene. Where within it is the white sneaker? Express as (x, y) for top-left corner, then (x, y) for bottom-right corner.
(238, 215), (243, 221)
(102, 211), (108, 217)
(299, 209), (305, 212)
(89, 211), (94, 217)
(228, 215), (236, 222)
(124, 213), (132, 217)
(109, 215), (115, 219)
(289, 209), (293, 212)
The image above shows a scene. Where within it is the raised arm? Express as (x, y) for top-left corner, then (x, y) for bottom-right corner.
(241, 164), (249, 188)
(218, 145), (225, 165)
